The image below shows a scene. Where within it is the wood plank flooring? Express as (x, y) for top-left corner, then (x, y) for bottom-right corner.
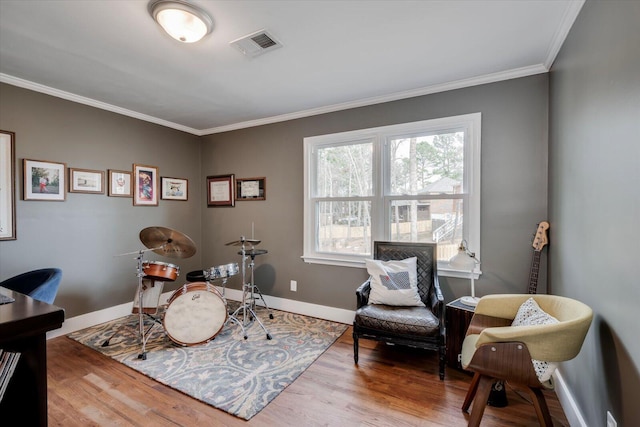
(46, 326), (569, 426)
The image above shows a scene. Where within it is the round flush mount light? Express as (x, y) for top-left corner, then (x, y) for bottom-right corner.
(148, 0), (213, 43)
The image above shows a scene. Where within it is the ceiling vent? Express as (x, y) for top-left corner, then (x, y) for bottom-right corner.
(230, 30), (282, 58)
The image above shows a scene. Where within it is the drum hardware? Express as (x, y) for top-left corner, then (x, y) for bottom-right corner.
(226, 236), (272, 340)
(106, 227), (195, 360)
(103, 248), (163, 359)
(236, 249), (273, 321)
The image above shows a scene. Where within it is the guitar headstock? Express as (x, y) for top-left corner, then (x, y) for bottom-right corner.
(532, 221), (549, 251)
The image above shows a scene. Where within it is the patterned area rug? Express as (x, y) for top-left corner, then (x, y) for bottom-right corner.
(68, 303), (348, 420)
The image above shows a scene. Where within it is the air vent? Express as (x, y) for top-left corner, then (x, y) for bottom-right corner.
(230, 29), (282, 58)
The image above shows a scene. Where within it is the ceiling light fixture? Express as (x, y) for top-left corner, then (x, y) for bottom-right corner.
(148, 0), (213, 43)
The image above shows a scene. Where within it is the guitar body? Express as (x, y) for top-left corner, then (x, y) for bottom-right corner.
(488, 221), (549, 408)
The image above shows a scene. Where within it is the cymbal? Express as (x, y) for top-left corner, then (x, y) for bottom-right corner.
(139, 226), (196, 258)
(238, 249), (268, 257)
(225, 238), (261, 246)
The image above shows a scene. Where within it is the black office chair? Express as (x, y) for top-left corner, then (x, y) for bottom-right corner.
(0, 268), (62, 304)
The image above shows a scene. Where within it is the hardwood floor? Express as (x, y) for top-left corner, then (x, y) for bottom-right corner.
(46, 326), (569, 426)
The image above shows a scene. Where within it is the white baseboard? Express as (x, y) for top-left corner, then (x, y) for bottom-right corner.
(48, 286), (355, 339)
(553, 368), (587, 427)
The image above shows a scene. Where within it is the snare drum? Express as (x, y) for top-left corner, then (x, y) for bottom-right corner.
(142, 261), (180, 282)
(205, 263), (239, 281)
(163, 282), (227, 346)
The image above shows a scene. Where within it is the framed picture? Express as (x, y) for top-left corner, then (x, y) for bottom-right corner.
(0, 130), (16, 240)
(108, 169), (132, 197)
(161, 177), (188, 201)
(236, 177), (266, 201)
(23, 159), (66, 201)
(133, 164), (159, 206)
(69, 168), (104, 194)
(207, 174), (235, 207)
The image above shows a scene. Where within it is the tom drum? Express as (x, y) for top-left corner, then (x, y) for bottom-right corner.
(163, 282), (227, 346)
(142, 261), (180, 282)
(205, 263), (239, 281)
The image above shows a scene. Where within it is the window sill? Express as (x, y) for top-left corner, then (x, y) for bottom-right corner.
(302, 255), (482, 279)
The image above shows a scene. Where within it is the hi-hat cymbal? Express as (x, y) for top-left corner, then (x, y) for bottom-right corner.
(238, 249), (268, 257)
(139, 226), (196, 258)
(225, 238), (261, 246)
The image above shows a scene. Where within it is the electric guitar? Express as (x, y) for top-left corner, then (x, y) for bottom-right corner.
(528, 221), (549, 294)
(488, 220), (550, 407)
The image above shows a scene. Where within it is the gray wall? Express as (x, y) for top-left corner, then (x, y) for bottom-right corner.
(0, 74), (550, 317)
(0, 84), (203, 317)
(201, 74), (550, 309)
(549, 1), (640, 426)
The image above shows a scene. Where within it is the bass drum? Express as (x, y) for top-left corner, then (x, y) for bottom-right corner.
(163, 282), (227, 346)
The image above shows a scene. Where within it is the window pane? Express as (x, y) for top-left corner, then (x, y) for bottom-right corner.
(389, 199), (463, 260)
(317, 201), (371, 255)
(316, 142), (372, 197)
(388, 132), (464, 196)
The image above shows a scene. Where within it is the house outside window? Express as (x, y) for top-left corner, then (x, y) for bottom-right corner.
(303, 113), (481, 277)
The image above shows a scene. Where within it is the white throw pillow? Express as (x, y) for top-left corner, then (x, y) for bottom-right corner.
(365, 257), (424, 307)
(512, 297), (559, 382)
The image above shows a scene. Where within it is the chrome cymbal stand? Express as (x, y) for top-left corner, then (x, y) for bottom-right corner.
(103, 248), (161, 360)
(244, 251), (274, 321)
(210, 274), (247, 339)
(229, 237), (272, 340)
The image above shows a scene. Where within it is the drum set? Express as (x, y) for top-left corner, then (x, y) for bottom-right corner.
(106, 226), (272, 360)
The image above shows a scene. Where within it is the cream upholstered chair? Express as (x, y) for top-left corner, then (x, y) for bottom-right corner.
(460, 294), (592, 427)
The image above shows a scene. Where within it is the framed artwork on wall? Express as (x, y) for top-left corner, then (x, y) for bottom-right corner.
(0, 130), (16, 240)
(23, 158), (66, 202)
(207, 174), (235, 207)
(133, 164), (159, 206)
(68, 168), (104, 194)
(108, 169), (132, 197)
(161, 177), (188, 201)
(236, 177), (266, 201)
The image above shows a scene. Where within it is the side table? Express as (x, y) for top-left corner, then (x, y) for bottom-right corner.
(445, 298), (475, 370)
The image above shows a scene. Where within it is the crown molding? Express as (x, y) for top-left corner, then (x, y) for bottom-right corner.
(201, 64), (548, 135)
(3, 63), (548, 137)
(0, 73), (201, 135)
(543, 0), (585, 69)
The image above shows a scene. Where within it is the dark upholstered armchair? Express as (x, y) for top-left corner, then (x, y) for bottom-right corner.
(0, 268), (62, 304)
(353, 241), (446, 379)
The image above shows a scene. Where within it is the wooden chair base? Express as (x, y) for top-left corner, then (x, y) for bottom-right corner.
(461, 373), (553, 427)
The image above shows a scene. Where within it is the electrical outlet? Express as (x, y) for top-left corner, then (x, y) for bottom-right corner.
(290, 280), (297, 292)
(606, 411), (617, 427)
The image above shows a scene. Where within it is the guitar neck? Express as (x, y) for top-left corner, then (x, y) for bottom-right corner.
(528, 250), (542, 294)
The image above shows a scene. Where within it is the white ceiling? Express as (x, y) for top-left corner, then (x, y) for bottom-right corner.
(0, 0), (583, 136)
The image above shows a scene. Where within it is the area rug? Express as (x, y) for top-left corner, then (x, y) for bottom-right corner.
(68, 303), (348, 420)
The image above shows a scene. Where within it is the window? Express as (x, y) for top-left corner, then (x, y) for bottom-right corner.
(303, 113), (481, 276)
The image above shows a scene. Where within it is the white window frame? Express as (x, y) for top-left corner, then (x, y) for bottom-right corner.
(303, 113), (481, 278)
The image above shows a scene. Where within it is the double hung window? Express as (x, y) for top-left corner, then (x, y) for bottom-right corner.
(303, 113), (481, 275)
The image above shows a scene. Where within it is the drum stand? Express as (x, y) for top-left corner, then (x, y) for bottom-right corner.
(214, 276), (248, 339)
(103, 249), (161, 360)
(229, 238), (272, 340)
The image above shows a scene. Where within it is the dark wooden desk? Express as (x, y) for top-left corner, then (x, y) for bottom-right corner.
(0, 287), (65, 427)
